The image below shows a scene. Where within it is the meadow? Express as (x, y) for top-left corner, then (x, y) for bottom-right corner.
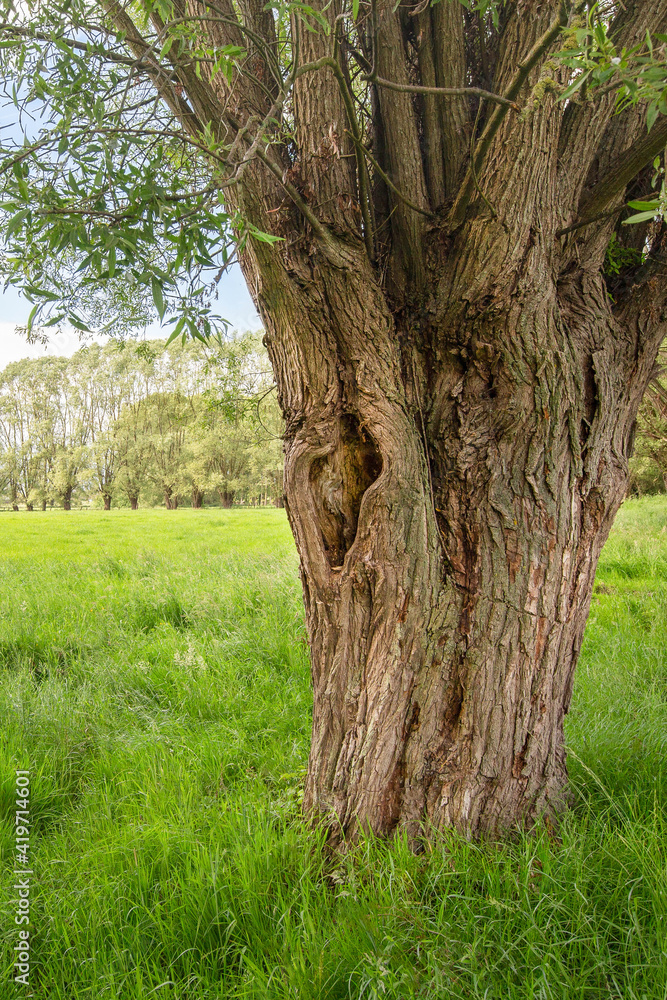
(0, 500), (665, 1000)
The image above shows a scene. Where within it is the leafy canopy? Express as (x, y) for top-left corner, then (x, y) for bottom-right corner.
(1, 0), (666, 339)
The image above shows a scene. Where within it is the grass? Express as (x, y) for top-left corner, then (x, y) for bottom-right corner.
(0, 500), (665, 999)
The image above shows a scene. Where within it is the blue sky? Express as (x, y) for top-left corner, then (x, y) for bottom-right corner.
(0, 265), (262, 368)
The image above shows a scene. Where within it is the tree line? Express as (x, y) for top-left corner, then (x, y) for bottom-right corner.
(0, 335), (284, 511)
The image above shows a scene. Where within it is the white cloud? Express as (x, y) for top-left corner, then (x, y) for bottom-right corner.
(0, 323), (105, 370)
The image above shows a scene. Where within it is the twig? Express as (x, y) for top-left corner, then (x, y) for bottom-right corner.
(345, 131), (435, 219)
(369, 75), (519, 111)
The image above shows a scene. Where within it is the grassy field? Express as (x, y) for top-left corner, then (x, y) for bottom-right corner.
(0, 500), (665, 999)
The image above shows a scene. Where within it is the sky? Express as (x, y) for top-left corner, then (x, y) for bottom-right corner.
(0, 266), (262, 369)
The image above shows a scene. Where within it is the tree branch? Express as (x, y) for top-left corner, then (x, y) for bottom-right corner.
(345, 130), (435, 219)
(295, 53), (375, 259)
(450, 0), (570, 226)
(98, 0), (203, 138)
(368, 76), (518, 110)
(577, 117), (667, 221)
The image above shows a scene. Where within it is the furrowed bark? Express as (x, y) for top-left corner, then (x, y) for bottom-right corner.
(431, 0), (469, 199)
(292, 1), (359, 230)
(373, 0), (429, 288)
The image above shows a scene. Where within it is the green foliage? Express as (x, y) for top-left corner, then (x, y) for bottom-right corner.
(559, 6), (667, 118)
(0, 335), (284, 510)
(557, 5), (667, 226)
(0, 0), (255, 337)
(455, 0), (505, 30)
(603, 233), (643, 276)
(0, 500), (665, 997)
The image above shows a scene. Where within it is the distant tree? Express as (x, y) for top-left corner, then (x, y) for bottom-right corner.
(0, 358), (66, 508)
(142, 391), (193, 508)
(113, 399), (153, 509)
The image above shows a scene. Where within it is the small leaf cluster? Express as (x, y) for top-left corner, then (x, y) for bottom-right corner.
(559, 6), (667, 132)
(603, 234), (643, 278)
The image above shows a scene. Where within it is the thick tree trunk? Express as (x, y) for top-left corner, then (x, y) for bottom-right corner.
(218, 490), (234, 508)
(253, 236), (659, 844)
(26, 503), (33, 512)
(130, 496), (139, 510)
(62, 488), (72, 511)
(299, 414), (626, 842)
(103, 494), (111, 511)
(191, 488), (203, 508)
(41, 500), (47, 512)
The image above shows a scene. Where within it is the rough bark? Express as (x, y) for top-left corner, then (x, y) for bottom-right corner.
(255, 224), (660, 841)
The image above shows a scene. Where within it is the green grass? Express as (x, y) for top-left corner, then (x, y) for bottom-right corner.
(0, 501), (665, 999)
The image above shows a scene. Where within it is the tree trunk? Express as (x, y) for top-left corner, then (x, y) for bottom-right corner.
(252, 230), (661, 844)
(26, 503), (33, 512)
(130, 496), (139, 510)
(191, 488), (203, 508)
(103, 494), (111, 511)
(12, 503), (19, 512)
(62, 488), (72, 511)
(41, 500), (47, 512)
(218, 489), (234, 508)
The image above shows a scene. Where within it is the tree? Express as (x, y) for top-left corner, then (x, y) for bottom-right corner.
(0, 358), (62, 509)
(75, 343), (136, 508)
(113, 400), (154, 509)
(2, 0), (667, 841)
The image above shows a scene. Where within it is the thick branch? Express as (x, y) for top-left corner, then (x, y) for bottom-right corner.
(296, 53), (374, 259)
(373, 0), (429, 288)
(578, 117), (667, 221)
(450, 0), (569, 226)
(291, 0), (358, 233)
(431, 0), (469, 199)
